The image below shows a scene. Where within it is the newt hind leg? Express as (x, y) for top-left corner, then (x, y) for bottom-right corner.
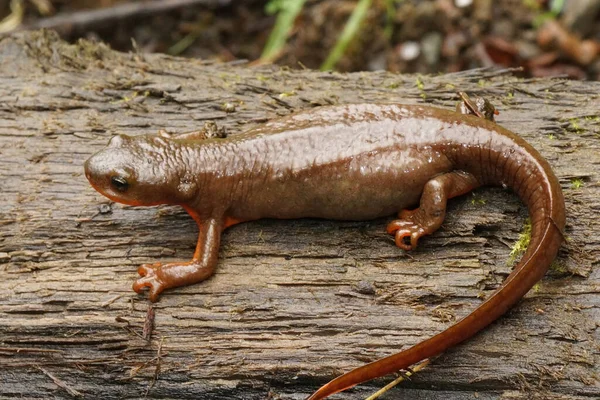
(387, 171), (480, 250)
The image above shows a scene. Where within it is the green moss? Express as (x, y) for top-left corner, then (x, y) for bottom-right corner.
(570, 178), (584, 190)
(508, 219), (532, 265)
(568, 118), (585, 134)
(470, 194), (486, 206)
(415, 76), (424, 90)
(549, 260), (568, 274)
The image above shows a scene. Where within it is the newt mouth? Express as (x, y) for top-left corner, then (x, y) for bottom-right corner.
(84, 156), (127, 205)
(84, 155), (161, 207)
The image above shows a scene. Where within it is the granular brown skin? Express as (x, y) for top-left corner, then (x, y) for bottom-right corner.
(84, 103), (565, 399)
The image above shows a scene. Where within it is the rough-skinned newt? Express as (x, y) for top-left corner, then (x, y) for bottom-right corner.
(85, 97), (565, 399)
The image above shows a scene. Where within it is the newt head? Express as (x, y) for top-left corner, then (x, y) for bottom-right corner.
(85, 134), (197, 206)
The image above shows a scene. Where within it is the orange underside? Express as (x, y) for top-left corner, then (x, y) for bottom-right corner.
(224, 217), (245, 229)
(182, 206), (246, 230)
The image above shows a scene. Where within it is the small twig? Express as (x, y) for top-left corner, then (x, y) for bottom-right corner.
(143, 305), (155, 342)
(0, 347), (63, 354)
(37, 366), (83, 398)
(100, 294), (122, 307)
(115, 316), (145, 340)
(268, 94), (295, 110)
(145, 337), (164, 396)
(364, 359), (431, 400)
(457, 91), (484, 119)
(21, 0), (232, 34)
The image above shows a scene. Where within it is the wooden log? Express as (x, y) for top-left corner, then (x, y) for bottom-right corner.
(0, 30), (598, 399)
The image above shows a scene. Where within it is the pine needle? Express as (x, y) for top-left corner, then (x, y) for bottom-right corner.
(364, 359), (431, 400)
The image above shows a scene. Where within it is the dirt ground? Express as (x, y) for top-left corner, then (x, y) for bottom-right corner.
(2, 0), (600, 79)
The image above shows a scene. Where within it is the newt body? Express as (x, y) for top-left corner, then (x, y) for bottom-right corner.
(85, 102), (565, 399)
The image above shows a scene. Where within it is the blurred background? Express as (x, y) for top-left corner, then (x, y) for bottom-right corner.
(1, 0), (599, 79)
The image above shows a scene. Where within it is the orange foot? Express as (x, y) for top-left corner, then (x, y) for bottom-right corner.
(133, 263), (167, 302)
(386, 209), (426, 251)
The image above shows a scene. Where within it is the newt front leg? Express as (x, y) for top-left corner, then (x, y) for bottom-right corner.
(133, 217), (223, 302)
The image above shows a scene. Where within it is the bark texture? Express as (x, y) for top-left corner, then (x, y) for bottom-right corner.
(0, 30), (598, 399)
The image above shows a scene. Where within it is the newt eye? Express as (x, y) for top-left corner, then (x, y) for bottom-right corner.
(111, 176), (129, 192)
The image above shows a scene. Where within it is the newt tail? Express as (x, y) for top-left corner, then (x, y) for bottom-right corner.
(307, 109), (565, 399)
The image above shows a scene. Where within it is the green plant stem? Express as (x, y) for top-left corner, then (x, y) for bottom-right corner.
(260, 0), (307, 63)
(321, 0), (372, 71)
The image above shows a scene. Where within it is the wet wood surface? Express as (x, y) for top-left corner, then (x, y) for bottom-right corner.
(0, 30), (598, 399)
